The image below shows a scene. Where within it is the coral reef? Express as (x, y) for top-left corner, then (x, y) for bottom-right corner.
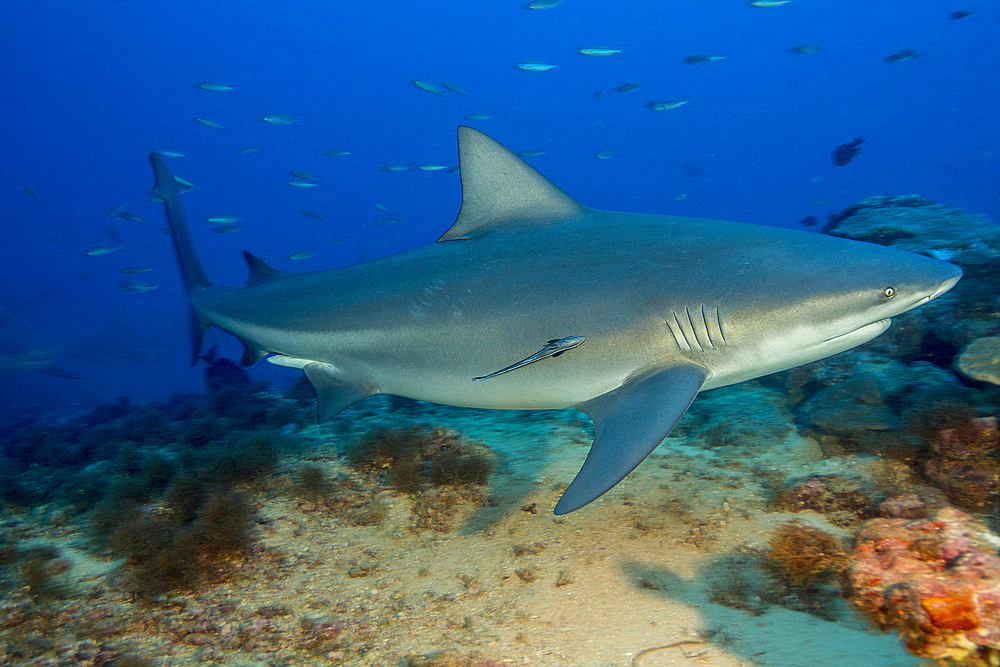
(108, 488), (255, 597)
(765, 520), (849, 588)
(706, 530), (850, 622)
(849, 506), (1000, 661)
(770, 474), (878, 526)
(922, 417), (1000, 512)
(347, 427), (494, 493)
(346, 426), (495, 530)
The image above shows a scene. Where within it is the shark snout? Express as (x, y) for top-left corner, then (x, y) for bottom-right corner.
(927, 266), (963, 302)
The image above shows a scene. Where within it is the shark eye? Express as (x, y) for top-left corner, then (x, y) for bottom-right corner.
(883, 286), (896, 298)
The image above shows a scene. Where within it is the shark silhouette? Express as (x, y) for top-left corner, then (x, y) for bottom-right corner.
(150, 127), (962, 514)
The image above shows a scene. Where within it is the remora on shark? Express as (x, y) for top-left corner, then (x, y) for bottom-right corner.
(150, 127), (962, 514)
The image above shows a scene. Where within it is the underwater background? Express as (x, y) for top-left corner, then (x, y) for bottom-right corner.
(3, 1), (1000, 665)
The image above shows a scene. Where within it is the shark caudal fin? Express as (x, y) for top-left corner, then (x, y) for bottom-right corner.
(149, 153), (212, 365)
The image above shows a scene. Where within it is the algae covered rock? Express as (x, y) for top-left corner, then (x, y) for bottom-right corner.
(956, 336), (1000, 385)
(849, 506), (1000, 662)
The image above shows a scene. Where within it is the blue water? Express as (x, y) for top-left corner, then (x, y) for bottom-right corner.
(2, 0), (998, 415)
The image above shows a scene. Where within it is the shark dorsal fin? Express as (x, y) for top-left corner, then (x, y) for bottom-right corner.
(436, 127), (586, 242)
(242, 251), (284, 286)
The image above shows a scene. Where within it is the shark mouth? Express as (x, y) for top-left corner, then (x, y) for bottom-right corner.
(823, 318), (891, 345)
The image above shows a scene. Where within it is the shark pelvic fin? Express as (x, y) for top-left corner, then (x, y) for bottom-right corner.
(239, 339), (268, 366)
(241, 251), (284, 286)
(303, 362), (377, 422)
(436, 127), (586, 242)
(555, 364), (709, 515)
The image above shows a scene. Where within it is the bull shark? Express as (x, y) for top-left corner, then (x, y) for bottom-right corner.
(150, 127), (962, 514)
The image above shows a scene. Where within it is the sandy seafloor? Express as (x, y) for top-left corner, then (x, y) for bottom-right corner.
(2, 382), (930, 666)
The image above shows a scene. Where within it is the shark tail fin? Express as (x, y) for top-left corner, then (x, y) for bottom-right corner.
(149, 153), (213, 365)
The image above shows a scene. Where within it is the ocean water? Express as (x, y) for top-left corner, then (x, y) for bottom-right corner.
(2, 0), (998, 412)
(1, 1), (1000, 664)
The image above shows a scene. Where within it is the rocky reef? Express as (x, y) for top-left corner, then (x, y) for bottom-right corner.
(823, 195), (1000, 361)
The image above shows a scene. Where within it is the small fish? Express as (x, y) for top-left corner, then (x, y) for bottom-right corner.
(674, 193), (689, 201)
(789, 44), (821, 54)
(373, 216), (403, 224)
(117, 211), (145, 223)
(832, 137), (864, 166)
(211, 225), (242, 234)
(83, 245), (123, 256)
(463, 113), (492, 121)
(515, 63), (557, 72)
(593, 149), (620, 160)
(194, 117), (225, 129)
(419, 164), (450, 172)
(473, 336), (585, 381)
(103, 203), (128, 219)
(748, 0), (790, 6)
(285, 180), (319, 188)
(681, 162), (703, 177)
(411, 80), (445, 94)
(323, 149), (352, 157)
(525, 0), (560, 8)
(518, 149), (546, 157)
(578, 48), (622, 57)
(286, 252), (315, 261)
(196, 82), (236, 91)
(259, 114), (299, 125)
(647, 99), (689, 111)
(798, 215), (819, 227)
(684, 54), (728, 65)
(948, 9), (975, 19)
(884, 48), (921, 63)
(380, 164), (412, 172)
(593, 90), (603, 102)
(616, 82), (641, 93)
(206, 216), (242, 224)
(118, 266), (153, 274)
(299, 209), (324, 219)
(117, 279), (158, 293)
(151, 149), (186, 158)
(441, 81), (470, 96)
(173, 175), (197, 192)
(289, 170), (317, 180)
(22, 186), (42, 200)
(374, 203), (390, 212)
(237, 146), (261, 154)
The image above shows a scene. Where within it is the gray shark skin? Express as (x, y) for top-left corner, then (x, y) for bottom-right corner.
(150, 127), (962, 515)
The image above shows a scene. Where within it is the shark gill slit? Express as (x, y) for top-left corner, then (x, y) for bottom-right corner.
(666, 306), (728, 352)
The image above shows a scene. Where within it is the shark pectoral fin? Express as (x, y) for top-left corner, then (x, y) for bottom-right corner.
(303, 362), (377, 422)
(555, 364), (709, 515)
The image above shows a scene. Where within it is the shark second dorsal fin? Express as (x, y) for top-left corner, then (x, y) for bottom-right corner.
(242, 251), (284, 286)
(436, 127), (586, 242)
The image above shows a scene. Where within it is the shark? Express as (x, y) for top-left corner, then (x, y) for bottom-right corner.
(150, 127), (962, 514)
